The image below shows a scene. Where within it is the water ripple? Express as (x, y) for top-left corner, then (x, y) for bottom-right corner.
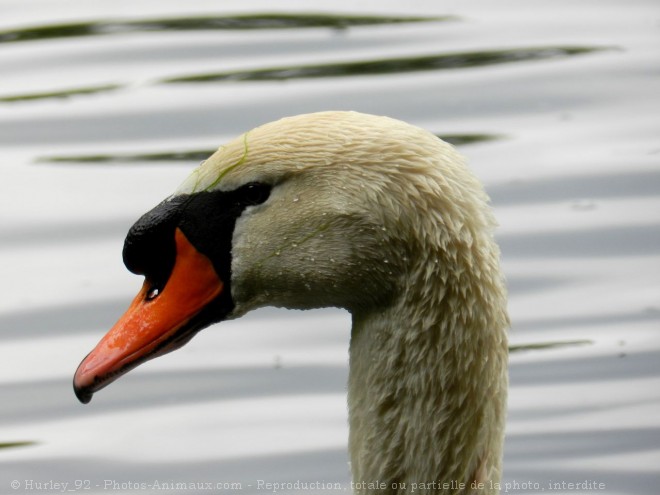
(162, 46), (612, 83)
(35, 135), (501, 164)
(0, 13), (447, 44)
(0, 84), (121, 103)
(0, 46), (610, 104)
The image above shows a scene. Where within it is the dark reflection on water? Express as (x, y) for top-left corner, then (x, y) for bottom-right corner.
(508, 340), (592, 353)
(0, 441), (36, 450)
(2, 46), (610, 104)
(163, 46), (611, 83)
(0, 13), (447, 44)
(0, 84), (121, 103)
(441, 133), (504, 146)
(36, 135), (501, 164)
(39, 150), (215, 164)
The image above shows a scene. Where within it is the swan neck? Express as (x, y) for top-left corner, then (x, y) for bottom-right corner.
(347, 268), (508, 494)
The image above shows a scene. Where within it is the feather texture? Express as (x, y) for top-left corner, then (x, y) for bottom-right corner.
(178, 111), (509, 494)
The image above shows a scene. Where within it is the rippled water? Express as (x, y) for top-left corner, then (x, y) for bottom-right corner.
(1, 1), (659, 494)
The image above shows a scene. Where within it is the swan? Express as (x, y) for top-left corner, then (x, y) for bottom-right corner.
(73, 111), (508, 494)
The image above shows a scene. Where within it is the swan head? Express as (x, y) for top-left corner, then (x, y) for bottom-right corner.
(73, 111), (496, 403)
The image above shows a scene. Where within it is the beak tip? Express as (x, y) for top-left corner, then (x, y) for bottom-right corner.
(73, 363), (94, 404)
(74, 383), (93, 404)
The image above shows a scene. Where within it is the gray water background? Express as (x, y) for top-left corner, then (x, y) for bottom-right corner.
(1, 1), (659, 494)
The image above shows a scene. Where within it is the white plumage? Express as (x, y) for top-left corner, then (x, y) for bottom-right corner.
(177, 111), (509, 494)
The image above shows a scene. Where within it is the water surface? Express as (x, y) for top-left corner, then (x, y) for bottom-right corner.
(1, 1), (659, 493)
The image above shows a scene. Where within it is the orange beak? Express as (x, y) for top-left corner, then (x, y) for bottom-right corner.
(73, 228), (223, 403)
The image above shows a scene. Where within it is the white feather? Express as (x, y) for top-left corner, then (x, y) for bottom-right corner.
(178, 111), (508, 494)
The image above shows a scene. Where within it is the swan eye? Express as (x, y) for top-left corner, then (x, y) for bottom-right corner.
(241, 182), (271, 206)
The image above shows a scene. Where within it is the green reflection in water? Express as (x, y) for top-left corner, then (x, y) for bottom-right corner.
(509, 339), (592, 353)
(0, 13), (448, 44)
(38, 134), (499, 165)
(163, 46), (610, 83)
(0, 84), (121, 103)
(0, 441), (36, 450)
(440, 134), (503, 146)
(39, 150), (216, 165)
